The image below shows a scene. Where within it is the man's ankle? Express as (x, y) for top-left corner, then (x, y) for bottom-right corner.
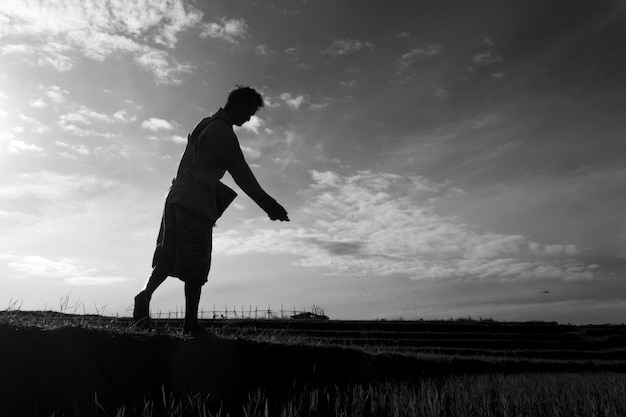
(184, 320), (199, 329)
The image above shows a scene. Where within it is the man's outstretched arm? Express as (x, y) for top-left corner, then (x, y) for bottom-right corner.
(220, 134), (289, 221)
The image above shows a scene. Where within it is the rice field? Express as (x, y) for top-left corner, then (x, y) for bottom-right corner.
(1, 311), (624, 416)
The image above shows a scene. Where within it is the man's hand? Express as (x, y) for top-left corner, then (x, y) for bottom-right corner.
(265, 200), (289, 222)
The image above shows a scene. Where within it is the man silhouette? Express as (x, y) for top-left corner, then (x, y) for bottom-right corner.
(133, 86), (289, 336)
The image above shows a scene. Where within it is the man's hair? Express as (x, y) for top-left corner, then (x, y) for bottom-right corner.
(226, 85), (264, 110)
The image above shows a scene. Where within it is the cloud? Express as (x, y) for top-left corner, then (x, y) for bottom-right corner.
(394, 44), (443, 83)
(466, 49), (503, 75)
(45, 85), (68, 104)
(141, 117), (174, 131)
(60, 106), (114, 126)
(64, 276), (128, 286)
(0, 171), (118, 202)
(471, 50), (503, 66)
(8, 255), (86, 278)
(134, 48), (193, 85)
(55, 140), (91, 157)
(28, 98), (47, 108)
(0, 0), (202, 84)
(240, 115), (265, 134)
(240, 146), (261, 160)
(432, 84), (450, 100)
(5, 254), (127, 285)
(254, 44), (273, 56)
(280, 93), (307, 110)
(57, 112), (119, 138)
(322, 39), (374, 56)
(7, 140), (43, 153)
(214, 170), (599, 282)
(166, 135), (187, 144)
(113, 109), (136, 122)
(464, 40), (504, 75)
(283, 46), (313, 70)
(19, 113), (51, 133)
(200, 18), (249, 44)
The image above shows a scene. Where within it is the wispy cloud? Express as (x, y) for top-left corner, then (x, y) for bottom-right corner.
(464, 39), (504, 75)
(160, 135), (186, 145)
(432, 84), (450, 100)
(55, 141), (91, 157)
(322, 38), (374, 56)
(45, 85), (68, 104)
(7, 140), (43, 153)
(134, 49), (193, 85)
(280, 93), (307, 110)
(18, 113), (51, 134)
(240, 146), (261, 160)
(394, 44), (443, 83)
(254, 44), (273, 56)
(57, 105), (120, 137)
(141, 117), (174, 131)
(0, 171), (118, 202)
(471, 50), (503, 66)
(113, 109), (137, 123)
(28, 98), (47, 108)
(200, 18), (249, 44)
(59, 125), (116, 138)
(214, 170), (599, 282)
(284, 46), (313, 70)
(240, 115), (265, 134)
(5, 254), (127, 286)
(60, 106), (114, 125)
(0, 0), (202, 84)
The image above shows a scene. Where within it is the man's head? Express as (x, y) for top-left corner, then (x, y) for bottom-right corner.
(224, 86), (264, 126)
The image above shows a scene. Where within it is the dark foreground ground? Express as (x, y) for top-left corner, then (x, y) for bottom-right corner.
(1, 312), (625, 416)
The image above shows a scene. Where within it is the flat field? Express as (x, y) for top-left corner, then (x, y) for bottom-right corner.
(1, 311), (625, 416)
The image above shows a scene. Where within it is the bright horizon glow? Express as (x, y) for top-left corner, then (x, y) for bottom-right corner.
(0, 1), (625, 324)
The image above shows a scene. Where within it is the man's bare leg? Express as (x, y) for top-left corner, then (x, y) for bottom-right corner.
(183, 282), (202, 333)
(133, 266), (168, 325)
(142, 266), (169, 299)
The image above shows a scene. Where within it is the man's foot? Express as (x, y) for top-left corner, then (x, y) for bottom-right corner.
(182, 324), (217, 339)
(133, 291), (151, 329)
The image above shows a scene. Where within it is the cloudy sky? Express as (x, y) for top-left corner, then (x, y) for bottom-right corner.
(1, 0), (625, 323)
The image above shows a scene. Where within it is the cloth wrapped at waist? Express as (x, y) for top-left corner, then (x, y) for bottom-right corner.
(169, 177), (237, 221)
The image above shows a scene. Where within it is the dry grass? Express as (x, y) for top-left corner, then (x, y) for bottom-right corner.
(1, 310), (625, 416)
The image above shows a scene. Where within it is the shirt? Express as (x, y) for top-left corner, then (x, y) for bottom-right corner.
(166, 108), (275, 222)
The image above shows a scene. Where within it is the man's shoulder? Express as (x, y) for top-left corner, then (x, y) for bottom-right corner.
(201, 117), (235, 138)
(208, 113), (234, 129)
